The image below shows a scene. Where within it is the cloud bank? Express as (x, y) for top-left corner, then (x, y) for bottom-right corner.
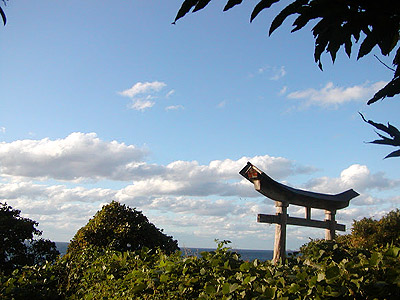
(1, 133), (398, 248)
(287, 81), (387, 108)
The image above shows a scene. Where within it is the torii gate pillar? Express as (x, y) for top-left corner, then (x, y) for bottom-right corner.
(273, 201), (288, 263)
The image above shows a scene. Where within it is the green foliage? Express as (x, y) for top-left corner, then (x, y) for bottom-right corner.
(2, 208), (400, 299)
(66, 201), (179, 256)
(2, 239), (400, 299)
(0, 202), (59, 274)
(338, 209), (400, 249)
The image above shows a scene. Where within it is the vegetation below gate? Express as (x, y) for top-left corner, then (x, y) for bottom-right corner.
(1, 202), (400, 299)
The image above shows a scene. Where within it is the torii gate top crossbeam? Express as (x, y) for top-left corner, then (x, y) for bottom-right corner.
(239, 162), (359, 210)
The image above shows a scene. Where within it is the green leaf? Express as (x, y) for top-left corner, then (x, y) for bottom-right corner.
(264, 286), (277, 298)
(160, 274), (169, 283)
(230, 283), (239, 293)
(222, 282), (230, 294)
(288, 283), (301, 294)
(205, 283), (216, 294)
(325, 265), (340, 280)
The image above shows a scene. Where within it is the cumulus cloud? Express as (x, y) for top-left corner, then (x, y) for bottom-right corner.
(0, 134), (315, 191)
(118, 81), (168, 111)
(287, 81), (387, 108)
(0, 132), (148, 181)
(303, 164), (400, 194)
(1, 133), (399, 248)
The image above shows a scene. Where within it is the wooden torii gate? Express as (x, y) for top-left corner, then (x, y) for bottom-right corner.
(239, 162), (359, 264)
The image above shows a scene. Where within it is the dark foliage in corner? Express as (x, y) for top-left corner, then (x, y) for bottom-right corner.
(174, 0), (400, 158)
(66, 201), (179, 256)
(360, 113), (400, 159)
(0, 202), (59, 274)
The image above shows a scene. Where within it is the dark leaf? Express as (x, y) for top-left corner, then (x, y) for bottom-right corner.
(224, 0), (243, 11)
(0, 6), (6, 25)
(357, 30), (378, 59)
(385, 149), (400, 159)
(174, 0), (200, 23)
(360, 113), (400, 159)
(359, 112), (400, 140)
(393, 47), (400, 78)
(269, 0), (307, 35)
(291, 7), (318, 33)
(250, 0), (280, 23)
(193, 0), (212, 12)
(367, 77), (400, 104)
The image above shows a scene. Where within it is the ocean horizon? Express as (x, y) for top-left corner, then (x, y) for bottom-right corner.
(55, 242), (275, 261)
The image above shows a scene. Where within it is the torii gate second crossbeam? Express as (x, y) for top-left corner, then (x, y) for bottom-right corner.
(239, 162), (359, 264)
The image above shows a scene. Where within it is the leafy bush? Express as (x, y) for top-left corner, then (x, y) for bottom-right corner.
(337, 209), (400, 250)
(3, 205), (400, 299)
(2, 240), (400, 299)
(66, 201), (179, 256)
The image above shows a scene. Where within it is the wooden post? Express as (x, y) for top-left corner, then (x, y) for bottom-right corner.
(325, 210), (336, 240)
(305, 207), (311, 220)
(273, 201), (288, 264)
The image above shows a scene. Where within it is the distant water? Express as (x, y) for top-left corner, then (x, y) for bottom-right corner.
(55, 242), (273, 261)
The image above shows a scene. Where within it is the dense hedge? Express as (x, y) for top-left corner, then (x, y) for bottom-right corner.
(2, 208), (400, 299)
(1, 240), (400, 299)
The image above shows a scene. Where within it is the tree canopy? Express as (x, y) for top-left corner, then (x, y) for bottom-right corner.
(174, 0), (400, 158)
(0, 202), (59, 274)
(67, 201), (179, 256)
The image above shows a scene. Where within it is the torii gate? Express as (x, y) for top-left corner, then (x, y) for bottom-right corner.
(239, 162), (359, 264)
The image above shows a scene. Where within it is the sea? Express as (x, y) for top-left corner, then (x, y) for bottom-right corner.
(55, 242), (274, 261)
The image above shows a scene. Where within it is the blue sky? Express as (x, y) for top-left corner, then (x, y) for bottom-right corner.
(0, 0), (399, 250)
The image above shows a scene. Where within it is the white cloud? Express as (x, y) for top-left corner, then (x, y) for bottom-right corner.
(279, 86), (287, 95)
(287, 81), (387, 108)
(269, 66), (286, 80)
(304, 164), (400, 194)
(251, 66), (286, 80)
(165, 105), (184, 111)
(0, 127), (5, 133)
(0, 132), (148, 181)
(166, 89), (175, 98)
(1, 133), (399, 249)
(129, 96), (155, 111)
(119, 81), (166, 98)
(119, 81), (167, 111)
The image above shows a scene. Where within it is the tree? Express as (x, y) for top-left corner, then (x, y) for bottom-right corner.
(174, 0), (400, 158)
(0, 202), (59, 274)
(66, 201), (179, 255)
